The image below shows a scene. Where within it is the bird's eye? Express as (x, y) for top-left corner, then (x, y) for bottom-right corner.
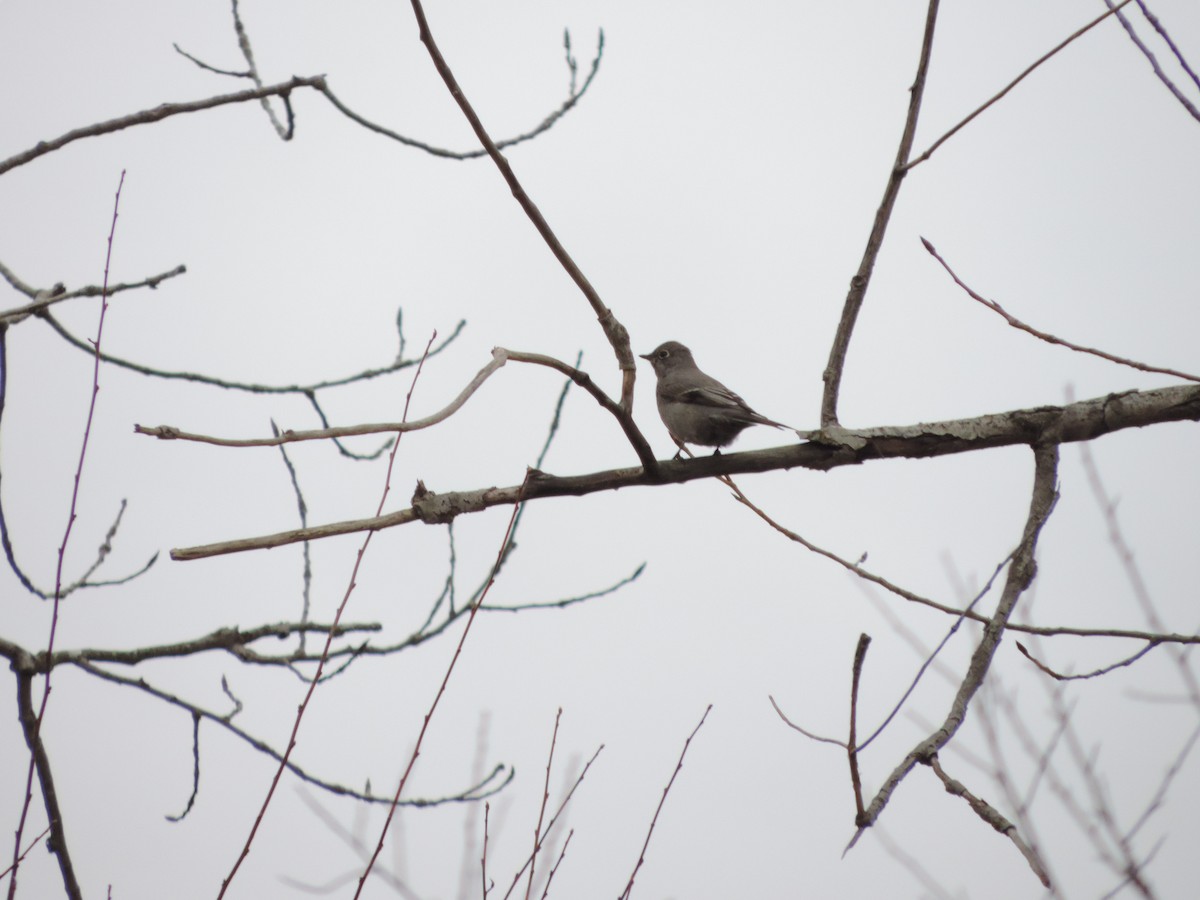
(657, 350), (669, 360)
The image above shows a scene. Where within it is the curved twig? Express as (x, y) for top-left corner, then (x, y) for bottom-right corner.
(42, 310), (465, 394)
(923, 238), (1200, 382)
(407, 0), (637, 412)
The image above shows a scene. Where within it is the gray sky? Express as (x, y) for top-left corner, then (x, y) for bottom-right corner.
(2, 1), (1198, 898)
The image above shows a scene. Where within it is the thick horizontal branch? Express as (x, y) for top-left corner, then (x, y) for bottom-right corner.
(170, 382), (1200, 560)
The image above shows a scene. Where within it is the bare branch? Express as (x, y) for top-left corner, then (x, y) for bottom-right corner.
(499, 745), (604, 900)
(925, 755), (1052, 888)
(10, 670), (81, 900)
(0, 77), (326, 178)
(168, 381), (1200, 560)
(0, 261), (186, 324)
(820, 0), (940, 426)
(318, 32), (606, 161)
(924, 238), (1200, 383)
(136, 346), (509, 445)
(354, 473), (532, 898)
(849, 442), (1059, 845)
(135, 348), (656, 469)
(218, 335), (439, 898)
(907, 0), (1138, 169)
(768, 695), (846, 747)
(64, 659), (510, 809)
(407, 0), (637, 411)
(1104, 0), (1200, 123)
(43, 309), (465, 394)
(617, 705), (713, 900)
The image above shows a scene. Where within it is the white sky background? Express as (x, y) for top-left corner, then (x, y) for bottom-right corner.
(1, 0), (1198, 898)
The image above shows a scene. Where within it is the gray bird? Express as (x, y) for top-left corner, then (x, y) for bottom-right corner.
(639, 341), (789, 453)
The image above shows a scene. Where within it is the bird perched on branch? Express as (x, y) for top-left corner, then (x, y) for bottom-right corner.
(639, 341), (792, 455)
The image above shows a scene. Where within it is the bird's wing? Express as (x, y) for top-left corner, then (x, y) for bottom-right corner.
(678, 385), (753, 412)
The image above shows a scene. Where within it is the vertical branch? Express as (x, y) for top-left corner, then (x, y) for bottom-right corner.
(848, 634), (871, 824)
(819, 0), (940, 426)
(617, 705), (713, 900)
(525, 709), (562, 900)
(353, 472), (533, 899)
(851, 442), (1060, 836)
(7, 171), (125, 900)
(406, 0), (638, 412)
(217, 334), (439, 899)
(11, 670), (81, 900)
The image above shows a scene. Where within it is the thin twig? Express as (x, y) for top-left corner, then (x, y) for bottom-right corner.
(617, 705), (713, 900)
(525, 709), (563, 900)
(58, 659), (510, 808)
(354, 472), (534, 898)
(923, 238), (1200, 382)
(1015, 640), (1161, 681)
(317, 33), (606, 161)
(906, 0), (1137, 169)
(768, 696), (846, 748)
(136, 347), (657, 470)
(407, 0), (637, 412)
(8, 173), (125, 900)
(217, 333), (439, 898)
(499, 746), (604, 900)
(1104, 0), (1200, 123)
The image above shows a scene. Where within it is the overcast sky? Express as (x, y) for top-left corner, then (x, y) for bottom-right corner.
(2, 1), (1199, 898)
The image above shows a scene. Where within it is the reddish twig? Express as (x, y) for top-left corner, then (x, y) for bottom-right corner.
(353, 469), (533, 899)
(500, 746), (604, 900)
(847, 443), (1060, 849)
(168, 380), (1200, 562)
(8, 171), (125, 900)
(0, 826), (49, 882)
(539, 829), (573, 900)
(216, 332), (438, 898)
(617, 705), (713, 900)
(0, 79), (326, 178)
(482, 803), (492, 899)
(925, 755), (1052, 887)
(526, 709), (563, 900)
(923, 238), (1200, 383)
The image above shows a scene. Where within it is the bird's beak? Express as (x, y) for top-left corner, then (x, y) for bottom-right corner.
(638, 352), (652, 361)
